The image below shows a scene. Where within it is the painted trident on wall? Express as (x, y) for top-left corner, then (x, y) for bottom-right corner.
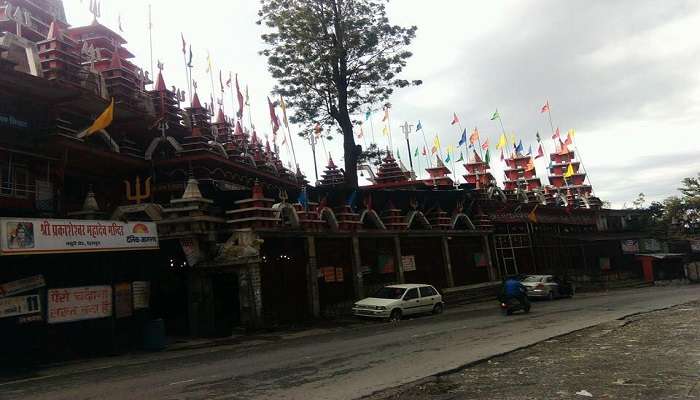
(124, 176), (152, 204)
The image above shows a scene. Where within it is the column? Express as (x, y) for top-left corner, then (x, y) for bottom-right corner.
(393, 236), (405, 284)
(238, 262), (264, 330)
(351, 236), (364, 299)
(306, 236), (320, 317)
(482, 234), (498, 282)
(441, 236), (455, 288)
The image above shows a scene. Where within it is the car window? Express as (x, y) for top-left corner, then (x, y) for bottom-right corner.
(522, 276), (543, 283)
(372, 287), (406, 299)
(420, 286), (437, 297)
(545, 277), (554, 283)
(403, 288), (419, 300)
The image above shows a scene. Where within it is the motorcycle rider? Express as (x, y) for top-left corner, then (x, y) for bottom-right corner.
(500, 275), (530, 309)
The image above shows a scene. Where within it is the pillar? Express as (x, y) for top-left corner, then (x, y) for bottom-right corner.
(351, 236), (364, 299)
(238, 262), (263, 330)
(441, 236), (455, 288)
(482, 234), (498, 282)
(393, 236), (405, 284)
(306, 236), (320, 317)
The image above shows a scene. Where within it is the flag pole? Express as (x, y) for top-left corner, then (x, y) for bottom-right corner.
(148, 5), (154, 88)
(418, 124), (433, 168)
(494, 108), (513, 158)
(475, 126), (485, 160)
(207, 52), (216, 114)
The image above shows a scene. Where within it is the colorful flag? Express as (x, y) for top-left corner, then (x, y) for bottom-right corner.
(414, 147), (419, 157)
(205, 51), (212, 73)
(469, 127), (479, 145)
(180, 33), (186, 54)
(481, 138), (489, 150)
(356, 124), (364, 138)
(416, 120), (423, 131)
(485, 149), (491, 164)
(118, 14), (124, 32)
(219, 70), (224, 93)
(458, 128), (467, 146)
(535, 144), (544, 159)
(568, 128), (575, 138)
(559, 139), (569, 155)
(540, 101), (549, 113)
(564, 132), (573, 145)
(515, 140), (524, 153)
(396, 148), (401, 159)
(490, 109), (500, 120)
(457, 152), (464, 162)
(187, 45), (193, 67)
(267, 96), (280, 134)
(244, 84), (250, 106)
(552, 127), (560, 139)
(279, 95), (289, 129)
(536, 131), (541, 142)
(528, 204), (539, 223)
(382, 107), (389, 122)
(500, 149), (504, 161)
(564, 163), (574, 178)
(496, 133), (507, 149)
(382, 125), (389, 136)
(433, 135), (441, 149)
(431, 145), (438, 155)
(314, 123), (322, 138)
(80, 98), (114, 137)
(422, 146), (427, 156)
(445, 153), (451, 163)
(451, 112), (459, 125)
(365, 108), (371, 121)
(235, 74), (244, 118)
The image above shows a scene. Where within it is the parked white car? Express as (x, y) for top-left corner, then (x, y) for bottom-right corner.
(521, 274), (575, 300)
(352, 284), (443, 321)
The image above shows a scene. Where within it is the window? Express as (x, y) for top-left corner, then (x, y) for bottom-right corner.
(0, 165), (30, 198)
(420, 286), (437, 297)
(403, 288), (419, 300)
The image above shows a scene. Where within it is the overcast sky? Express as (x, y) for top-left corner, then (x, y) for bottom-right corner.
(64, 0), (700, 208)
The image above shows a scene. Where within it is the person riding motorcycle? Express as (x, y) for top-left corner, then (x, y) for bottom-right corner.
(500, 275), (530, 309)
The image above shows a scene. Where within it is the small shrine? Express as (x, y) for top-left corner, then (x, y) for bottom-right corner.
(158, 175), (225, 237)
(463, 150), (495, 189)
(503, 152), (541, 193)
(423, 156), (454, 188)
(374, 151), (409, 185)
(36, 21), (81, 83)
(381, 201), (408, 230)
(227, 181), (280, 229)
(319, 155), (344, 187)
(426, 205), (451, 230)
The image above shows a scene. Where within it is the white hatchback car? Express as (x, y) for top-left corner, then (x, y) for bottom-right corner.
(352, 284), (444, 321)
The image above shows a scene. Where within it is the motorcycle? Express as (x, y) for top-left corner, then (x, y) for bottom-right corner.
(499, 296), (531, 316)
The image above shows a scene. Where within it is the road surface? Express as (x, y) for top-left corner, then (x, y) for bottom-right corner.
(1, 285), (698, 400)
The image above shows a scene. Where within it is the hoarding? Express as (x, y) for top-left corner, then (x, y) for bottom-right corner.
(48, 286), (112, 324)
(0, 218), (158, 255)
(0, 275), (45, 298)
(0, 294), (41, 319)
(401, 255), (417, 272)
(132, 281), (150, 310)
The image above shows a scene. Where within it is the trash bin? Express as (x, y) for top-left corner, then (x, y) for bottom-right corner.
(143, 318), (166, 351)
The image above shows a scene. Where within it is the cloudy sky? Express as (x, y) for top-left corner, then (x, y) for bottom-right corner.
(63, 0), (700, 207)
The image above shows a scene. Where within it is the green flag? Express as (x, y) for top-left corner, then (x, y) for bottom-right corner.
(414, 147), (419, 157)
(457, 152), (464, 162)
(397, 148), (401, 159)
(490, 110), (500, 120)
(485, 149), (491, 164)
(445, 153), (451, 163)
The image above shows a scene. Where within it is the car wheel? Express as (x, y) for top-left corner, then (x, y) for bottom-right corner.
(432, 303), (444, 315)
(547, 291), (554, 301)
(389, 309), (402, 322)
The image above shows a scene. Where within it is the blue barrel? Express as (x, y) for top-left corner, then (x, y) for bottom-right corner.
(143, 318), (166, 351)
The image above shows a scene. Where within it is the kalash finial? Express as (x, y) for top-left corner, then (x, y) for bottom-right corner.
(182, 170), (203, 200)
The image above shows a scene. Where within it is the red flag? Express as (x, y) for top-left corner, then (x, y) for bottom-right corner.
(422, 146), (427, 156)
(180, 33), (186, 54)
(500, 149), (504, 161)
(481, 138), (489, 150)
(551, 127), (560, 139)
(558, 139), (569, 155)
(225, 72), (232, 88)
(314, 123), (322, 138)
(540, 100), (549, 113)
(267, 97), (280, 134)
(535, 144), (544, 159)
(235, 120), (243, 136)
(525, 158), (535, 172)
(451, 112), (459, 125)
(564, 131), (573, 145)
(235, 74), (244, 118)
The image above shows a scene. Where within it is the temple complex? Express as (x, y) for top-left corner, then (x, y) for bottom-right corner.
(0, 0), (654, 360)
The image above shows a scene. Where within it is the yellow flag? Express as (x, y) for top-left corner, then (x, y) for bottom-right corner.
(528, 204), (538, 224)
(564, 163), (574, 178)
(83, 98), (114, 137)
(433, 135), (441, 149)
(496, 133), (506, 149)
(382, 125), (389, 136)
(568, 128), (575, 138)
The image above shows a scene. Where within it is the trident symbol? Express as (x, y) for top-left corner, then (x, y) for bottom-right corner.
(124, 176), (152, 204)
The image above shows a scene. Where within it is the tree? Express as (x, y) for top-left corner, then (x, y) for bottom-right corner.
(258, 0), (420, 187)
(632, 192), (646, 209)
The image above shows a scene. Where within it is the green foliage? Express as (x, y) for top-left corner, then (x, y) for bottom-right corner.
(258, 0), (419, 186)
(639, 173), (700, 235)
(357, 143), (386, 167)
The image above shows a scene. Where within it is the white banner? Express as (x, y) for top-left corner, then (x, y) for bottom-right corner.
(0, 218), (158, 255)
(132, 281), (150, 310)
(48, 286), (112, 324)
(0, 294), (41, 319)
(0, 275), (45, 298)
(401, 255), (417, 272)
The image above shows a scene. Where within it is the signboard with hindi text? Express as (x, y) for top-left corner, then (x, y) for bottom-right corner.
(48, 286), (112, 324)
(0, 218), (158, 255)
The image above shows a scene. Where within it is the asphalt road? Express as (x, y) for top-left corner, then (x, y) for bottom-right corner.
(1, 285), (699, 400)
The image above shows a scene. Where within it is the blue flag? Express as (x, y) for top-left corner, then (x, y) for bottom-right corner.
(445, 153), (451, 163)
(458, 128), (467, 146)
(416, 120), (423, 131)
(297, 188), (308, 210)
(365, 109), (371, 121)
(515, 140), (524, 153)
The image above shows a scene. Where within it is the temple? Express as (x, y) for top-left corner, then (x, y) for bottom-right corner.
(0, 0), (653, 360)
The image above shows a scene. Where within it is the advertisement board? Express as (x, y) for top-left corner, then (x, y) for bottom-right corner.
(401, 255), (417, 272)
(621, 240), (640, 254)
(0, 294), (41, 319)
(0, 275), (45, 298)
(48, 286), (112, 324)
(0, 218), (158, 255)
(132, 281), (150, 310)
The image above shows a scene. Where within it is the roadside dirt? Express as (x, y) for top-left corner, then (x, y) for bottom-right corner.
(368, 301), (700, 399)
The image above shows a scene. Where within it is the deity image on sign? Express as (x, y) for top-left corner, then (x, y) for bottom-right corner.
(6, 222), (35, 249)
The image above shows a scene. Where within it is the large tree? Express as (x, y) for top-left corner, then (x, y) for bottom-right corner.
(258, 0), (419, 187)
